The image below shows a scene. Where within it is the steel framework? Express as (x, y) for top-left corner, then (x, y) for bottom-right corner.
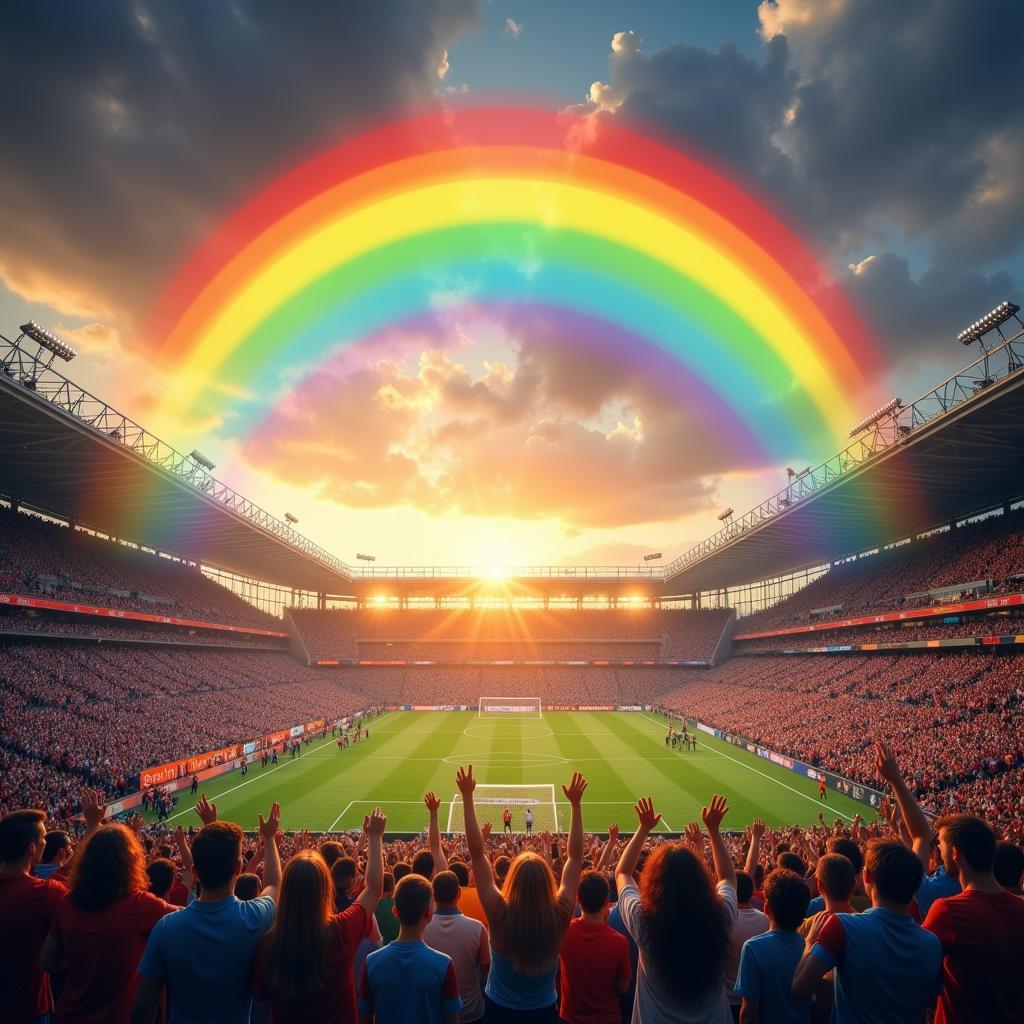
(662, 327), (1024, 579)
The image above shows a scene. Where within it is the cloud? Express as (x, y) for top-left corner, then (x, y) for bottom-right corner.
(0, 0), (478, 334)
(504, 17), (522, 38)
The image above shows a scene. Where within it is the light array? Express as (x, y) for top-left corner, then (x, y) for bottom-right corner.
(19, 321), (77, 362)
(957, 301), (1019, 346)
(356, 552), (376, 561)
(849, 397), (902, 438)
(189, 449), (216, 471)
(284, 512), (299, 524)
(717, 508), (735, 521)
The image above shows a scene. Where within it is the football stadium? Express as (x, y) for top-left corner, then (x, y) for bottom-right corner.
(2, 5), (1023, 1024)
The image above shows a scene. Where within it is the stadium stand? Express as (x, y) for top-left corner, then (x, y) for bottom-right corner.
(290, 607), (732, 663)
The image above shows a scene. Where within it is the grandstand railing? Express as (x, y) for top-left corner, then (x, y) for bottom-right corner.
(0, 329), (354, 582)
(347, 564), (662, 579)
(663, 329), (1024, 580)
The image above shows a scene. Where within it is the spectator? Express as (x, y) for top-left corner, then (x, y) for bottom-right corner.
(724, 869), (769, 1014)
(923, 815), (1024, 1024)
(374, 872), (400, 945)
(41, 823), (185, 1023)
(734, 868), (811, 1024)
(234, 873), (263, 901)
(34, 830), (73, 880)
(614, 795), (737, 1024)
(130, 802), (283, 1024)
(800, 853), (857, 937)
(424, 870), (490, 1024)
(557, 869), (631, 1024)
(252, 807), (385, 1024)
(792, 839), (942, 1023)
(456, 766), (587, 1022)
(992, 840), (1024, 895)
(358, 873), (461, 1024)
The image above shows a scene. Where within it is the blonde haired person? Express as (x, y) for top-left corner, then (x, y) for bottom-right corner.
(455, 765), (588, 1023)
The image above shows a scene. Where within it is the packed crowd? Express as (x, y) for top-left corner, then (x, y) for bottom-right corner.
(291, 607), (732, 664)
(0, 508), (279, 629)
(0, 608), (286, 649)
(734, 610), (1024, 651)
(662, 652), (1024, 834)
(741, 508), (1024, 632)
(2, 743), (1022, 1024)
(0, 645), (367, 819)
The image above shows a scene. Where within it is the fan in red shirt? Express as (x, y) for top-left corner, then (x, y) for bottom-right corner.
(558, 870), (631, 1024)
(923, 815), (1024, 1024)
(41, 822), (186, 1024)
(0, 808), (68, 1024)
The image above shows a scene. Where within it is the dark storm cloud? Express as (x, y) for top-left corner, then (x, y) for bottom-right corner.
(578, 0), (1024, 365)
(0, 0), (477, 324)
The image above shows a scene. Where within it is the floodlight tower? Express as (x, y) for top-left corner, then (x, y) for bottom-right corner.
(8, 322), (77, 388)
(956, 300), (1022, 389)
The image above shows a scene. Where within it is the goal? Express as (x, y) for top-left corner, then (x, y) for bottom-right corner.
(478, 696), (542, 718)
(446, 784), (558, 833)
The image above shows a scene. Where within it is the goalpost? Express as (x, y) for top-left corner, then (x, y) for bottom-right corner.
(478, 696), (543, 719)
(446, 784), (558, 833)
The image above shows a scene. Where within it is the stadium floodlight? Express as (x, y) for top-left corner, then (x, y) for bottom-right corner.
(356, 552), (376, 562)
(717, 508), (734, 522)
(957, 301), (1020, 346)
(19, 321), (77, 362)
(643, 552), (662, 561)
(284, 512), (299, 525)
(849, 398), (902, 438)
(189, 449), (216, 471)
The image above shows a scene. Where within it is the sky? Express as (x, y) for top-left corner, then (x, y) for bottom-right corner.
(1, 0), (1022, 570)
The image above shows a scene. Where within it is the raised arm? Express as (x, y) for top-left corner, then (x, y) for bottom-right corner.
(425, 792), (448, 872)
(258, 802), (282, 900)
(875, 741), (932, 868)
(616, 797), (661, 896)
(702, 795), (736, 889)
(456, 765), (504, 920)
(357, 807), (387, 917)
(595, 823), (619, 872)
(558, 772), (588, 906)
(744, 818), (765, 875)
(172, 826), (195, 892)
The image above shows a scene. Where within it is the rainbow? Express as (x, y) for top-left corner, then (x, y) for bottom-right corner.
(148, 106), (879, 459)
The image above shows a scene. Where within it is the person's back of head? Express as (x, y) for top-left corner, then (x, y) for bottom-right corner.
(735, 870), (754, 906)
(264, 851), (334, 1000)
(448, 859), (470, 887)
(432, 869), (460, 907)
(234, 873), (262, 900)
(816, 853), (856, 905)
(70, 823), (148, 912)
(191, 821), (244, 892)
(41, 830), (71, 866)
(864, 839), (924, 907)
(638, 842), (729, 1004)
(827, 837), (864, 876)
(992, 841), (1024, 891)
(381, 871), (395, 898)
(412, 848), (435, 879)
(763, 868), (810, 931)
(147, 857), (177, 899)
(395, 873), (433, 930)
(577, 869), (609, 916)
(751, 862), (764, 889)
(392, 861), (412, 883)
(777, 851), (807, 877)
(0, 808), (46, 867)
(319, 840), (344, 869)
(936, 814), (997, 877)
(331, 856), (357, 895)
(502, 852), (561, 974)
(494, 855), (511, 886)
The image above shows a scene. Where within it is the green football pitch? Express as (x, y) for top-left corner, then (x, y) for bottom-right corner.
(151, 710), (870, 834)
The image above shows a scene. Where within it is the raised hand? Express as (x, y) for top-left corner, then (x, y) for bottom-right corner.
(751, 817), (766, 838)
(195, 793), (217, 825)
(424, 792), (441, 813)
(634, 796), (662, 833)
(364, 806), (387, 837)
(562, 771), (588, 805)
(81, 789), (107, 830)
(701, 794), (729, 833)
(874, 741), (901, 786)
(258, 802), (281, 840)
(608, 823), (619, 843)
(455, 765), (476, 796)
(481, 821), (492, 839)
(684, 821), (704, 850)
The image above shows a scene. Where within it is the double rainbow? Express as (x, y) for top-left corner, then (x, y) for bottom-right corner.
(149, 106), (878, 461)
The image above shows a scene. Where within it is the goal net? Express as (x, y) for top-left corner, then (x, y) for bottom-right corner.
(446, 784), (558, 833)
(478, 696), (542, 718)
